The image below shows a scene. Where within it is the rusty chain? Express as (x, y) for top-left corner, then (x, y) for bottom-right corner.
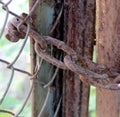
(0, 0), (120, 116)
(4, 12), (120, 90)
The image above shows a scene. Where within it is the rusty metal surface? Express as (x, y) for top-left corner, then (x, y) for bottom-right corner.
(29, 0), (58, 117)
(4, 11), (120, 89)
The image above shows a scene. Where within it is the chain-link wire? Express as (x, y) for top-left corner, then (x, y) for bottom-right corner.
(0, 0), (120, 116)
(0, 1), (9, 39)
(0, 0), (63, 116)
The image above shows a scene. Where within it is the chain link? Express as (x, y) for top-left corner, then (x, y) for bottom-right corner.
(4, 14), (120, 90)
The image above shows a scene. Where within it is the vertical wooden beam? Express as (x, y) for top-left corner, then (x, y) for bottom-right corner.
(96, 0), (120, 117)
(29, 0), (56, 117)
(63, 0), (95, 117)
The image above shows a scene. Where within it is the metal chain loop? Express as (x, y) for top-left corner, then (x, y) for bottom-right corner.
(4, 15), (120, 90)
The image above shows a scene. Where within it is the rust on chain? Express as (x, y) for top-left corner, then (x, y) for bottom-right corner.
(64, 55), (120, 90)
(5, 16), (47, 50)
(35, 42), (67, 70)
(4, 16), (120, 90)
(64, 55), (108, 79)
(42, 36), (76, 56)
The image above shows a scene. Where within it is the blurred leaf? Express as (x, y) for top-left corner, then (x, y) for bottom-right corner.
(90, 86), (96, 96)
(0, 107), (12, 117)
(0, 113), (12, 117)
(89, 86), (96, 114)
(0, 37), (10, 46)
(89, 111), (96, 117)
(93, 46), (96, 62)
(20, 104), (31, 117)
(1, 97), (21, 109)
(89, 95), (96, 110)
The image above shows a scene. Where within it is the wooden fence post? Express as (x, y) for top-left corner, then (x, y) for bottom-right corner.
(63, 0), (95, 117)
(96, 0), (120, 117)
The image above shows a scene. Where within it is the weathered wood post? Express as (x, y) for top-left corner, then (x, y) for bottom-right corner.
(96, 0), (120, 117)
(63, 0), (95, 117)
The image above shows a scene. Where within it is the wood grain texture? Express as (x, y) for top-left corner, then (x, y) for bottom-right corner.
(63, 0), (95, 117)
(96, 0), (120, 117)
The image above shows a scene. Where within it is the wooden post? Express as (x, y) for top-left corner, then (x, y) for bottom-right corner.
(96, 0), (120, 117)
(63, 0), (95, 117)
(29, 0), (56, 117)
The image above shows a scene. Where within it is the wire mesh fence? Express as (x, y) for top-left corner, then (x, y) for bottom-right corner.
(0, 0), (120, 117)
(0, 0), (32, 117)
(0, 0), (63, 116)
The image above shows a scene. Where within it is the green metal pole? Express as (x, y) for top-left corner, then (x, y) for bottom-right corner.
(29, 1), (56, 117)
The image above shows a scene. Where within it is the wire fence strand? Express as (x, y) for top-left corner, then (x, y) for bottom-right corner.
(0, 1), (9, 40)
(0, 1), (62, 116)
(0, 67), (14, 104)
